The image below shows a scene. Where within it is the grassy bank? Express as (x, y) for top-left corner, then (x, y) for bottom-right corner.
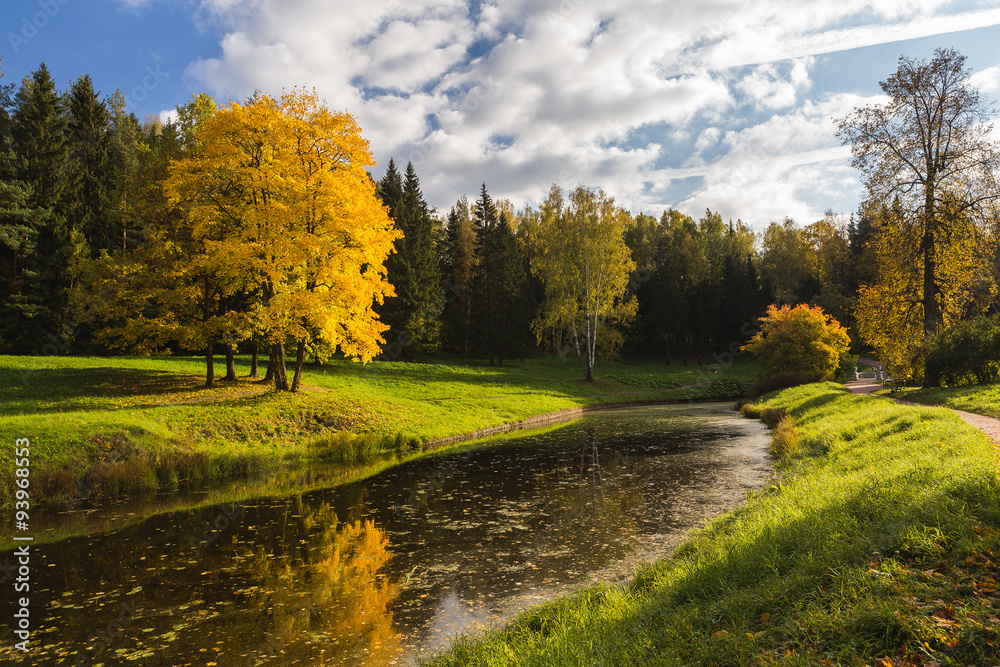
(424, 383), (1000, 666)
(0, 353), (756, 508)
(898, 382), (1000, 419)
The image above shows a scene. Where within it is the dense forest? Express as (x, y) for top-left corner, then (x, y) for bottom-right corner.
(2, 59), (998, 386)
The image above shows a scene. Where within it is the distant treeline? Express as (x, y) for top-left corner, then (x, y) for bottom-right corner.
(1, 62), (875, 363)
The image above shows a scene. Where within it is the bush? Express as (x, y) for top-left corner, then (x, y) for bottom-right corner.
(924, 315), (1000, 387)
(742, 303), (851, 380)
(739, 402), (788, 428)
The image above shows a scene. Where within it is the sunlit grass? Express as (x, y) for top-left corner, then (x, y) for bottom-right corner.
(423, 383), (1000, 666)
(0, 353), (760, 507)
(899, 382), (1000, 419)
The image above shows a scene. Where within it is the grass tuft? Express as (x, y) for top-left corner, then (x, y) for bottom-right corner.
(769, 415), (801, 460)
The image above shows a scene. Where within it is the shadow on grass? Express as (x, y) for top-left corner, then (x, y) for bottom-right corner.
(0, 367), (209, 411)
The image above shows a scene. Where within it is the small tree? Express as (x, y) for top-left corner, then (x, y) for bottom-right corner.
(742, 304), (850, 380)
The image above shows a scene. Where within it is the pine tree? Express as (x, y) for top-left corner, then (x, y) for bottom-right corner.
(396, 162), (444, 353)
(66, 75), (115, 256)
(106, 90), (144, 254)
(9, 64), (71, 350)
(0, 62), (40, 350)
(375, 160), (444, 356)
(442, 196), (474, 355)
(375, 158), (406, 342)
(471, 184), (529, 365)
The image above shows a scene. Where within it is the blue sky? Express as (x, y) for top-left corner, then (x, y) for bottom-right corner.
(5, 0), (1000, 228)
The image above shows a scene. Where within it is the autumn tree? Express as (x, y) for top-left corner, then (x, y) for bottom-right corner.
(530, 184), (636, 381)
(854, 198), (987, 380)
(164, 89), (397, 390)
(838, 48), (999, 378)
(759, 218), (816, 305)
(742, 303), (850, 380)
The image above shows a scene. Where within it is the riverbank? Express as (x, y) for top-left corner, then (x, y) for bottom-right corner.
(0, 354), (757, 510)
(424, 382), (1000, 666)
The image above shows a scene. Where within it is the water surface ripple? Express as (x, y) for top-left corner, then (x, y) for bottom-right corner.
(1, 402), (770, 666)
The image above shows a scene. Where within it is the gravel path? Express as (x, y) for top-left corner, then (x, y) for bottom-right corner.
(845, 372), (1000, 447)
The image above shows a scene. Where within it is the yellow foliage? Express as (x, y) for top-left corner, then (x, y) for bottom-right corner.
(742, 303), (850, 380)
(856, 200), (993, 380)
(163, 88), (398, 362)
(529, 184), (637, 378)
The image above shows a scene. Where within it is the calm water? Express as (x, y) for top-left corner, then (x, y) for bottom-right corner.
(1, 403), (770, 666)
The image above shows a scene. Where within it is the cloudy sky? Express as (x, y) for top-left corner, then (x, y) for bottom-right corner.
(5, 0), (1000, 228)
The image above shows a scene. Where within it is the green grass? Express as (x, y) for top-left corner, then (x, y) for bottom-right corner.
(0, 353), (759, 509)
(422, 383), (1000, 666)
(898, 382), (1000, 418)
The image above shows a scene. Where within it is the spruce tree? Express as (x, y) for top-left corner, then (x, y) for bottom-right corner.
(397, 162), (444, 353)
(375, 159), (445, 356)
(375, 158), (406, 341)
(66, 75), (115, 256)
(106, 90), (143, 253)
(442, 196), (474, 355)
(10, 64), (71, 350)
(471, 184), (528, 365)
(0, 64), (39, 351)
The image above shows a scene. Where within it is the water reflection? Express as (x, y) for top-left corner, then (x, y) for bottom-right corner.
(0, 403), (770, 665)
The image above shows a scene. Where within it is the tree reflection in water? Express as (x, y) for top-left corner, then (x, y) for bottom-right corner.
(240, 499), (401, 665)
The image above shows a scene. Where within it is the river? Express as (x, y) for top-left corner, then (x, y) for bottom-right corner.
(0, 402), (771, 665)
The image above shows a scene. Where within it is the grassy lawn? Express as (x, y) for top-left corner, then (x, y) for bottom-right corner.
(0, 353), (758, 508)
(896, 382), (1000, 419)
(423, 383), (1000, 666)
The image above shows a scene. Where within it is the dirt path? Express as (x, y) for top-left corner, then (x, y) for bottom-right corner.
(845, 369), (1000, 447)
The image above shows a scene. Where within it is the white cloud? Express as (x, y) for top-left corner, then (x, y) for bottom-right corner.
(971, 64), (1000, 95)
(737, 58), (814, 110)
(695, 127), (722, 152)
(144, 0), (1000, 223)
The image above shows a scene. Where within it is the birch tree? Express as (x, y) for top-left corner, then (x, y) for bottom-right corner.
(530, 184), (635, 381)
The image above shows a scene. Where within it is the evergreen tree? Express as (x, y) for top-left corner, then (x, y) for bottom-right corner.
(442, 196), (474, 355)
(396, 162), (444, 353)
(375, 159), (444, 356)
(9, 64), (71, 350)
(471, 184), (529, 365)
(375, 158), (406, 342)
(106, 90), (144, 254)
(0, 62), (40, 350)
(66, 75), (115, 256)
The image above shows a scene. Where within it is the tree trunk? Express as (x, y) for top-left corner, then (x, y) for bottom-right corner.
(205, 338), (215, 388)
(570, 323), (588, 379)
(263, 344), (275, 383)
(249, 340), (259, 379)
(224, 343), (237, 381)
(291, 340), (306, 392)
(922, 224), (939, 338)
(273, 342), (289, 391)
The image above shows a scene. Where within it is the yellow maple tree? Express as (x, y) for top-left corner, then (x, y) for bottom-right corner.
(163, 88), (398, 390)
